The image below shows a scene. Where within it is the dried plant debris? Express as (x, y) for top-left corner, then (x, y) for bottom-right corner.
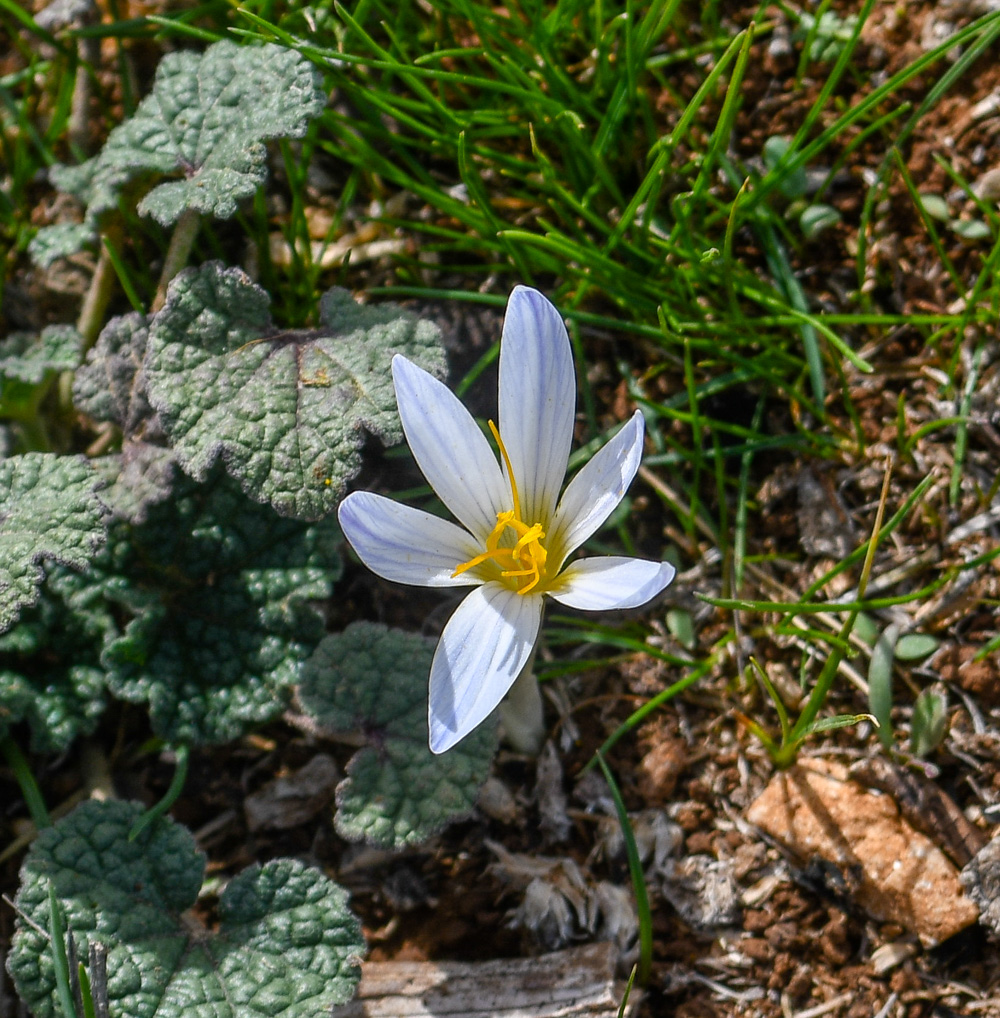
(487, 841), (638, 954)
(244, 754), (340, 833)
(536, 740), (573, 844)
(796, 467), (859, 559)
(591, 808), (740, 930)
(658, 855), (743, 931)
(961, 835), (1000, 938)
(331, 943), (632, 1018)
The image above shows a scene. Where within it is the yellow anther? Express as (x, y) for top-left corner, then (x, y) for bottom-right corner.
(451, 425), (549, 594)
(452, 549), (496, 578)
(513, 524), (543, 554)
(452, 509), (549, 595)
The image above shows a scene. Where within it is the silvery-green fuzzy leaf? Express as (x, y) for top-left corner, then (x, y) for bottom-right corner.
(30, 39), (324, 269)
(0, 564), (115, 752)
(0, 454), (106, 633)
(49, 152), (103, 201)
(0, 326), (83, 420)
(94, 445), (178, 525)
(100, 467), (341, 744)
(868, 623), (898, 751)
(799, 203), (841, 240)
(144, 263), (446, 520)
(298, 622), (495, 848)
(9, 799), (364, 1018)
(73, 312), (159, 438)
(918, 193), (951, 222)
(28, 222), (97, 269)
(952, 218), (991, 241)
(0, 326), (82, 384)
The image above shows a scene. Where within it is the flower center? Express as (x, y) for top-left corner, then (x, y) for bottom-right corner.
(453, 510), (549, 594)
(452, 420), (549, 595)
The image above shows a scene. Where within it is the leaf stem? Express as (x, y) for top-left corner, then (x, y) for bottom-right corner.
(128, 744), (189, 841)
(151, 209), (200, 313)
(76, 227), (121, 350)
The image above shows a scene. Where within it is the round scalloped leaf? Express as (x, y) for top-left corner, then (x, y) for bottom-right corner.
(0, 454), (106, 633)
(94, 445), (178, 525)
(101, 467), (342, 744)
(144, 262), (446, 520)
(0, 325), (82, 384)
(9, 799), (363, 1018)
(0, 564), (115, 752)
(0, 326), (83, 420)
(39, 39), (324, 239)
(73, 312), (158, 438)
(298, 622), (495, 848)
(28, 221), (98, 268)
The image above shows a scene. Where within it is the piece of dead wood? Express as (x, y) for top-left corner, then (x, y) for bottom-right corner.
(243, 753), (339, 832)
(747, 758), (979, 946)
(960, 835), (1000, 937)
(330, 942), (634, 1018)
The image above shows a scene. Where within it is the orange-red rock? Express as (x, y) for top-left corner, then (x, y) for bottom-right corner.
(747, 759), (978, 946)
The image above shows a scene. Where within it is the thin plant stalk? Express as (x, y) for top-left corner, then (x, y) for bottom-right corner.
(773, 460), (894, 766)
(128, 744), (190, 841)
(151, 208), (201, 312)
(595, 751), (652, 986)
(76, 227), (122, 350)
(1, 736), (51, 830)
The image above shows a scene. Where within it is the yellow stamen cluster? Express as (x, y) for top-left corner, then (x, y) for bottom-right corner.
(453, 511), (548, 594)
(452, 420), (550, 595)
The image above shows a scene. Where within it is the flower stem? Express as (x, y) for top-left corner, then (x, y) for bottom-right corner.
(499, 647), (546, 755)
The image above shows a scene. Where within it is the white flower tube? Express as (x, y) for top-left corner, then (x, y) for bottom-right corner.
(338, 286), (675, 754)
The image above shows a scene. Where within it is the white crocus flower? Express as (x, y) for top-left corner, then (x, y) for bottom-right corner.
(338, 286), (675, 754)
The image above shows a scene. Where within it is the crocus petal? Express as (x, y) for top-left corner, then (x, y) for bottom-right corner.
(497, 286), (575, 526)
(429, 583), (543, 754)
(549, 556), (675, 611)
(550, 410), (645, 562)
(392, 355), (509, 542)
(338, 491), (483, 587)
